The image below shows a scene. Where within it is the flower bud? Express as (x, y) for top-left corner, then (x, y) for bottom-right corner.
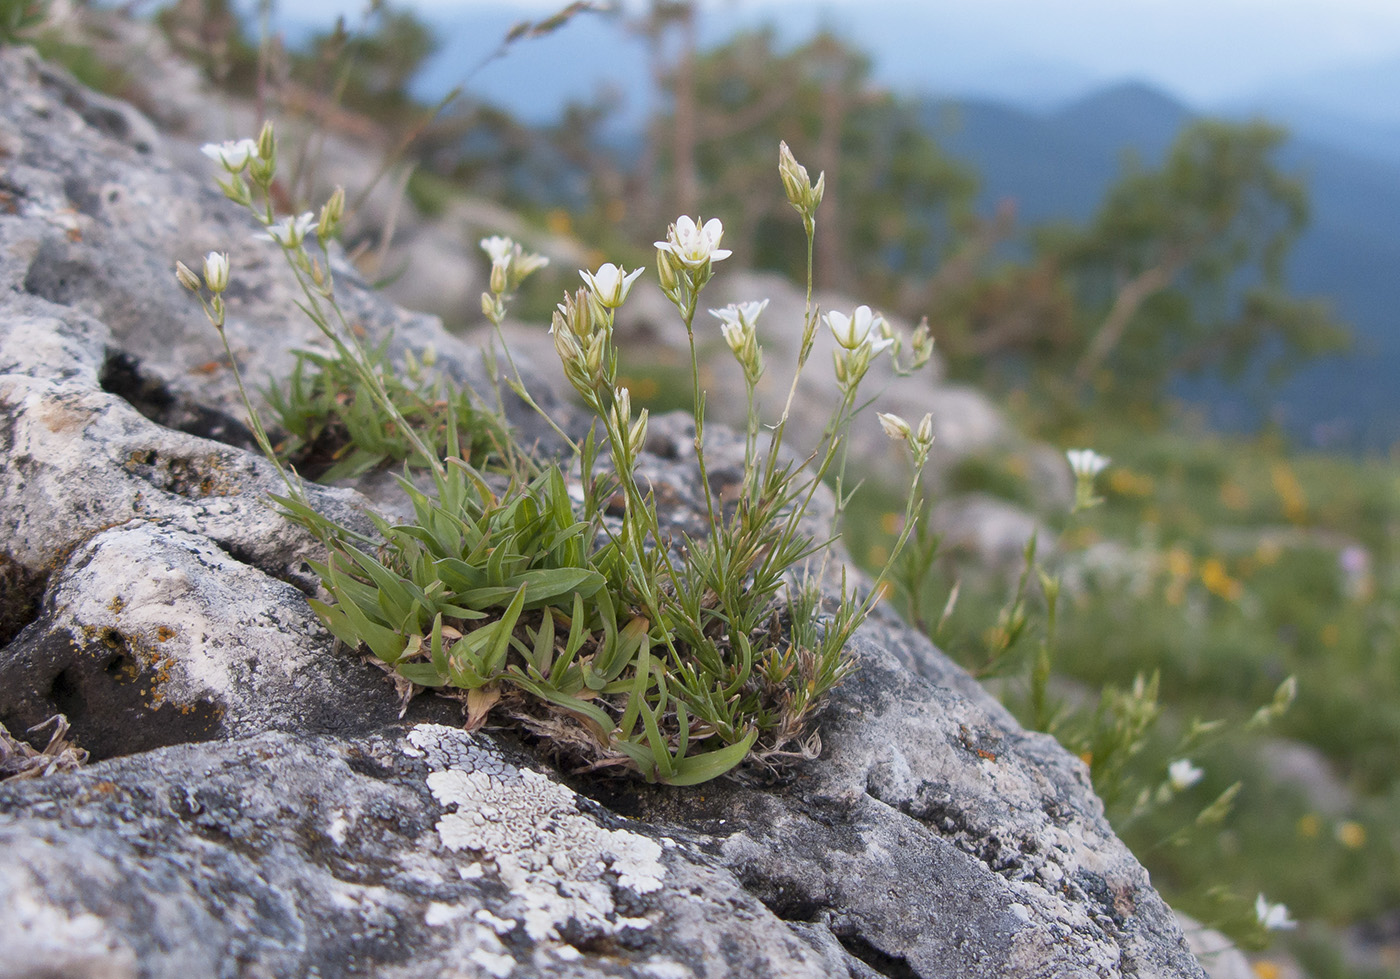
(911, 317), (935, 368)
(256, 121), (276, 166)
(613, 385), (631, 427)
(629, 408), (649, 454)
(915, 412), (935, 448)
(553, 323), (583, 366)
(489, 258), (509, 296)
(174, 260), (202, 293)
(317, 186), (345, 241)
(877, 412), (911, 441)
(584, 333), (606, 382)
(778, 141), (824, 217)
(655, 245), (681, 294)
(201, 251), (230, 293)
(482, 292), (498, 320)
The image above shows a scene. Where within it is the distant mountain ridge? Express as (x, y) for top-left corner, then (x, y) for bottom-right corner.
(920, 81), (1400, 449)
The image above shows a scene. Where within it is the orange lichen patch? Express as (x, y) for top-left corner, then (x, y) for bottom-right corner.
(93, 781), (118, 795)
(141, 649), (178, 709)
(107, 595), (125, 615)
(156, 626), (176, 642)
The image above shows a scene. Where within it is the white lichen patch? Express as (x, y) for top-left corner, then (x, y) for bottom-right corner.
(406, 724), (665, 942)
(469, 947), (517, 978)
(326, 810), (350, 846)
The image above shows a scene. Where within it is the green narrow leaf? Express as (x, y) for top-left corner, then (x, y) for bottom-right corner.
(507, 673), (614, 735)
(530, 607), (556, 674)
(663, 729), (758, 786)
(483, 583), (528, 675)
(396, 662), (449, 687)
(640, 699), (674, 781)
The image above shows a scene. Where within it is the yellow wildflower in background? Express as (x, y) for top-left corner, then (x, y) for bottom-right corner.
(1336, 820), (1367, 849)
(1270, 461), (1307, 523)
(1200, 558), (1243, 601)
(1108, 467), (1155, 498)
(1219, 480), (1250, 511)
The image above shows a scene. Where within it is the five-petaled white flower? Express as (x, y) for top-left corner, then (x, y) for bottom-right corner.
(710, 299), (768, 343)
(655, 216), (732, 269)
(259, 212), (317, 248)
(825, 306), (894, 354)
(201, 139), (259, 172)
(581, 263), (644, 308)
(202, 251), (229, 293)
(1255, 894), (1297, 931)
(1167, 759), (1204, 792)
(1066, 448), (1110, 479)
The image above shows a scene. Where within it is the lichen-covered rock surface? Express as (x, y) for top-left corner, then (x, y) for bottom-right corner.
(0, 47), (1206, 978)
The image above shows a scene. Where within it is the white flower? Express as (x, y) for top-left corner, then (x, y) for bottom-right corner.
(710, 300), (768, 331)
(580, 263), (644, 308)
(1255, 894), (1297, 931)
(825, 306), (894, 354)
(1066, 448), (1110, 479)
(259, 211), (316, 248)
(655, 216), (732, 269)
(512, 249), (549, 279)
(1167, 758), (1204, 792)
(202, 251), (229, 293)
(878, 412), (911, 441)
(201, 138), (258, 171)
(479, 235), (514, 263)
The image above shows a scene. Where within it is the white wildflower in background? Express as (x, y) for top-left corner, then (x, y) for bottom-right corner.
(1255, 894), (1297, 931)
(479, 236), (513, 264)
(711, 300), (767, 384)
(825, 306), (894, 354)
(581, 263), (644, 308)
(200, 138), (258, 172)
(710, 300), (767, 333)
(1167, 758), (1204, 792)
(259, 212), (316, 248)
(655, 216), (732, 269)
(1066, 448), (1111, 479)
(1067, 447), (1111, 512)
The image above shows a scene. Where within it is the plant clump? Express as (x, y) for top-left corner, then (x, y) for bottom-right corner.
(264, 338), (507, 481)
(179, 125), (935, 784)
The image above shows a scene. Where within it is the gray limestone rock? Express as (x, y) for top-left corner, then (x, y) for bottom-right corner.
(0, 45), (1206, 979)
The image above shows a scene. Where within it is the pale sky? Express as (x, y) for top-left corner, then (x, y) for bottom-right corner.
(275, 0), (1400, 108)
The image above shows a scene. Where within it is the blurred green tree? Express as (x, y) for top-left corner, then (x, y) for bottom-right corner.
(650, 25), (977, 296)
(950, 121), (1348, 412)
